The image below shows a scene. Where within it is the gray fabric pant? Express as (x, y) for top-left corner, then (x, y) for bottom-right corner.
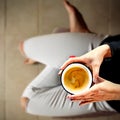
(22, 32), (116, 117)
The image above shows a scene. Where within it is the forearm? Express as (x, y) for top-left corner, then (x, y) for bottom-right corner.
(99, 44), (112, 58)
(100, 35), (120, 57)
(104, 80), (120, 100)
(90, 44), (112, 60)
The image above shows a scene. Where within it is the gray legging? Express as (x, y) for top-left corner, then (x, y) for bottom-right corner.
(22, 32), (116, 117)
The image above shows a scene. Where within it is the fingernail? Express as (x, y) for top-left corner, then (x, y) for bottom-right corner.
(69, 55), (76, 58)
(66, 95), (70, 99)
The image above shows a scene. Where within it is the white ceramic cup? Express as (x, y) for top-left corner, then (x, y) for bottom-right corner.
(61, 63), (92, 95)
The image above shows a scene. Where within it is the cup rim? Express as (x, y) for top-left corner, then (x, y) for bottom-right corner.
(61, 63), (92, 95)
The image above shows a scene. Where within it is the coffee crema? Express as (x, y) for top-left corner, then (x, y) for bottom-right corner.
(63, 67), (89, 92)
(61, 63), (92, 94)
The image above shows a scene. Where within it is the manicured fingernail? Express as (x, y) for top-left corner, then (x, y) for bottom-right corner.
(69, 55), (76, 58)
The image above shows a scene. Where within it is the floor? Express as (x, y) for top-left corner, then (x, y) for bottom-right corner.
(0, 0), (120, 120)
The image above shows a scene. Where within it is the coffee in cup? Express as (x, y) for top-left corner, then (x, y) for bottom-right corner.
(61, 63), (92, 95)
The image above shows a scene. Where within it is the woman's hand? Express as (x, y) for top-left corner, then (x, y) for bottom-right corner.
(60, 44), (111, 83)
(67, 76), (120, 106)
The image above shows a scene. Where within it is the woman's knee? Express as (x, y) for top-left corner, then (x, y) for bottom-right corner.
(20, 97), (29, 111)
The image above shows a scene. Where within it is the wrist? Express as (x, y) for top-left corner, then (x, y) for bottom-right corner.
(104, 81), (120, 100)
(113, 84), (120, 100)
(99, 44), (112, 58)
(104, 44), (111, 58)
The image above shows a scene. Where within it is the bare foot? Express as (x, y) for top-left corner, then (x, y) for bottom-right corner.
(63, 0), (91, 33)
(24, 58), (37, 65)
(20, 97), (29, 111)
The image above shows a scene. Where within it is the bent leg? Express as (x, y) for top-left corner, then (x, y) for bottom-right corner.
(26, 86), (116, 117)
(20, 33), (105, 67)
(21, 65), (60, 99)
(26, 86), (94, 117)
(21, 65), (89, 117)
(64, 0), (92, 33)
(21, 65), (116, 117)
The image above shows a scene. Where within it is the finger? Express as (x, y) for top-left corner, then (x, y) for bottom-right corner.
(60, 58), (77, 70)
(60, 55), (76, 70)
(67, 94), (82, 100)
(67, 91), (89, 100)
(60, 59), (72, 70)
(79, 100), (94, 106)
(68, 88), (99, 101)
(60, 56), (86, 70)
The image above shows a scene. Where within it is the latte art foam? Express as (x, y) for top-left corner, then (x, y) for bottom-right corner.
(64, 67), (89, 92)
(61, 63), (92, 95)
